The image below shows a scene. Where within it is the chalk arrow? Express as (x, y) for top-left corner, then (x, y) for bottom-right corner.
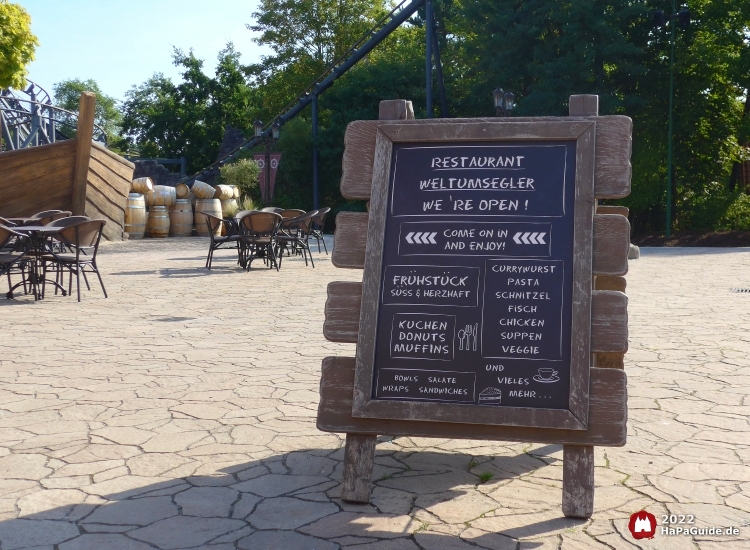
(521, 232), (531, 244)
(406, 232), (415, 244)
(529, 232), (540, 244)
(537, 232), (546, 244)
(413, 232), (422, 243)
(513, 232), (522, 244)
(427, 232), (437, 244)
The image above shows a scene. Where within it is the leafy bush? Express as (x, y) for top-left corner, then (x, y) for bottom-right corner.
(219, 159), (260, 200)
(717, 193), (750, 231)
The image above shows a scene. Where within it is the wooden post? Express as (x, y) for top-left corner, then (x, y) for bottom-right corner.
(340, 433), (377, 503)
(71, 92), (96, 215)
(562, 94), (599, 519)
(562, 445), (595, 518)
(569, 94), (599, 117)
(340, 98), (414, 504)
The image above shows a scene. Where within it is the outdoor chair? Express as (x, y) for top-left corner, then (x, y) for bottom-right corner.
(238, 212), (282, 270)
(31, 210), (71, 226)
(234, 210), (258, 221)
(0, 225), (29, 297)
(261, 207), (283, 213)
(279, 209), (306, 222)
(41, 219), (107, 302)
(309, 206), (331, 254)
(48, 216), (91, 252)
(278, 209), (310, 257)
(0, 218), (20, 252)
(201, 213), (241, 270)
(276, 211), (317, 268)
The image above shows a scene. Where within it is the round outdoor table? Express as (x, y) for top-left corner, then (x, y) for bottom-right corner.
(8, 226), (67, 300)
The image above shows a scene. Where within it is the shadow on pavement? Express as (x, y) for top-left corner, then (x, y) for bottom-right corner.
(0, 446), (583, 550)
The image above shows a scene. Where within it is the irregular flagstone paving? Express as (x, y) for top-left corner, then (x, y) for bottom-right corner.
(0, 239), (748, 549)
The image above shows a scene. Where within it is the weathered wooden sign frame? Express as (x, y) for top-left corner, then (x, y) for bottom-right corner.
(353, 121), (596, 431)
(318, 95), (631, 519)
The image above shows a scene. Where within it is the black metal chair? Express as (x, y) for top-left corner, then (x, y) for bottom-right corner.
(201, 213), (242, 270)
(0, 225), (29, 298)
(31, 210), (71, 226)
(309, 206), (331, 254)
(234, 210), (258, 223)
(41, 219), (107, 302)
(238, 212), (282, 270)
(279, 209), (306, 221)
(48, 216), (90, 252)
(276, 211), (317, 268)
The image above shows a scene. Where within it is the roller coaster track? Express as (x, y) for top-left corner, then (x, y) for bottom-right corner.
(185, 0), (428, 184)
(0, 80), (107, 151)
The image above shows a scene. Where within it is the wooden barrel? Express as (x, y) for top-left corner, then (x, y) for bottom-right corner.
(125, 193), (146, 239)
(195, 199), (222, 237)
(131, 177), (153, 194)
(147, 206), (170, 238)
(192, 180), (216, 199)
(169, 199), (193, 237)
(214, 184), (234, 200)
(175, 183), (190, 198)
(221, 198), (238, 218)
(147, 185), (176, 208)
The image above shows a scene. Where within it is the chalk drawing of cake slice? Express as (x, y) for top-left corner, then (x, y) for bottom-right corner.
(478, 387), (502, 403)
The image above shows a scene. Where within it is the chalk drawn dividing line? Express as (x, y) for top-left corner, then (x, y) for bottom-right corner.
(405, 231), (438, 245)
(513, 232), (547, 245)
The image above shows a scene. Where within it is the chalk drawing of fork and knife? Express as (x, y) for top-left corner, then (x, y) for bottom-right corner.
(457, 323), (478, 351)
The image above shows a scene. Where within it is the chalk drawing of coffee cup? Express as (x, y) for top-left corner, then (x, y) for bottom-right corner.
(533, 368), (559, 383)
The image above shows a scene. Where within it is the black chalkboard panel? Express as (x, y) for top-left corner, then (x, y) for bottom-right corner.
(371, 141), (576, 410)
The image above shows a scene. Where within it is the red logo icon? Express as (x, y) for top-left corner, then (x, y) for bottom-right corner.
(628, 510), (657, 539)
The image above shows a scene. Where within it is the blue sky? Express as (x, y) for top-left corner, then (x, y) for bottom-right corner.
(19, 0), (269, 102)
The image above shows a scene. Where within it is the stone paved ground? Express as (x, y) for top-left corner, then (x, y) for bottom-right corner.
(0, 239), (749, 550)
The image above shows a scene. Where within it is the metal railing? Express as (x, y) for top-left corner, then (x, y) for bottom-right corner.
(0, 81), (107, 151)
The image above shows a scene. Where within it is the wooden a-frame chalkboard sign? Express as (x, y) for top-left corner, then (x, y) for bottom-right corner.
(318, 95), (631, 519)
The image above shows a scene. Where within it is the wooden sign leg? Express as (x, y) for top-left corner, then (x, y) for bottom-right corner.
(562, 444), (595, 518)
(341, 433), (377, 503)
(339, 99), (414, 506)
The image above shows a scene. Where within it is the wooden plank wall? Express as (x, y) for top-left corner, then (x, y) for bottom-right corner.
(85, 143), (134, 241)
(0, 140), (76, 217)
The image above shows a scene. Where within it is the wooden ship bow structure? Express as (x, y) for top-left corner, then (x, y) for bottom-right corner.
(0, 88), (133, 240)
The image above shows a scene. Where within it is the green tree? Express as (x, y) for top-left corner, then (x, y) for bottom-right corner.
(246, 0), (385, 117)
(0, 0), (38, 89)
(52, 78), (125, 149)
(121, 44), (256, 172)
(456, 0), (750, 234)
(458, 0), (648, 117)
(624, 0), (750, 232)
(117, 0), (750, 235)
